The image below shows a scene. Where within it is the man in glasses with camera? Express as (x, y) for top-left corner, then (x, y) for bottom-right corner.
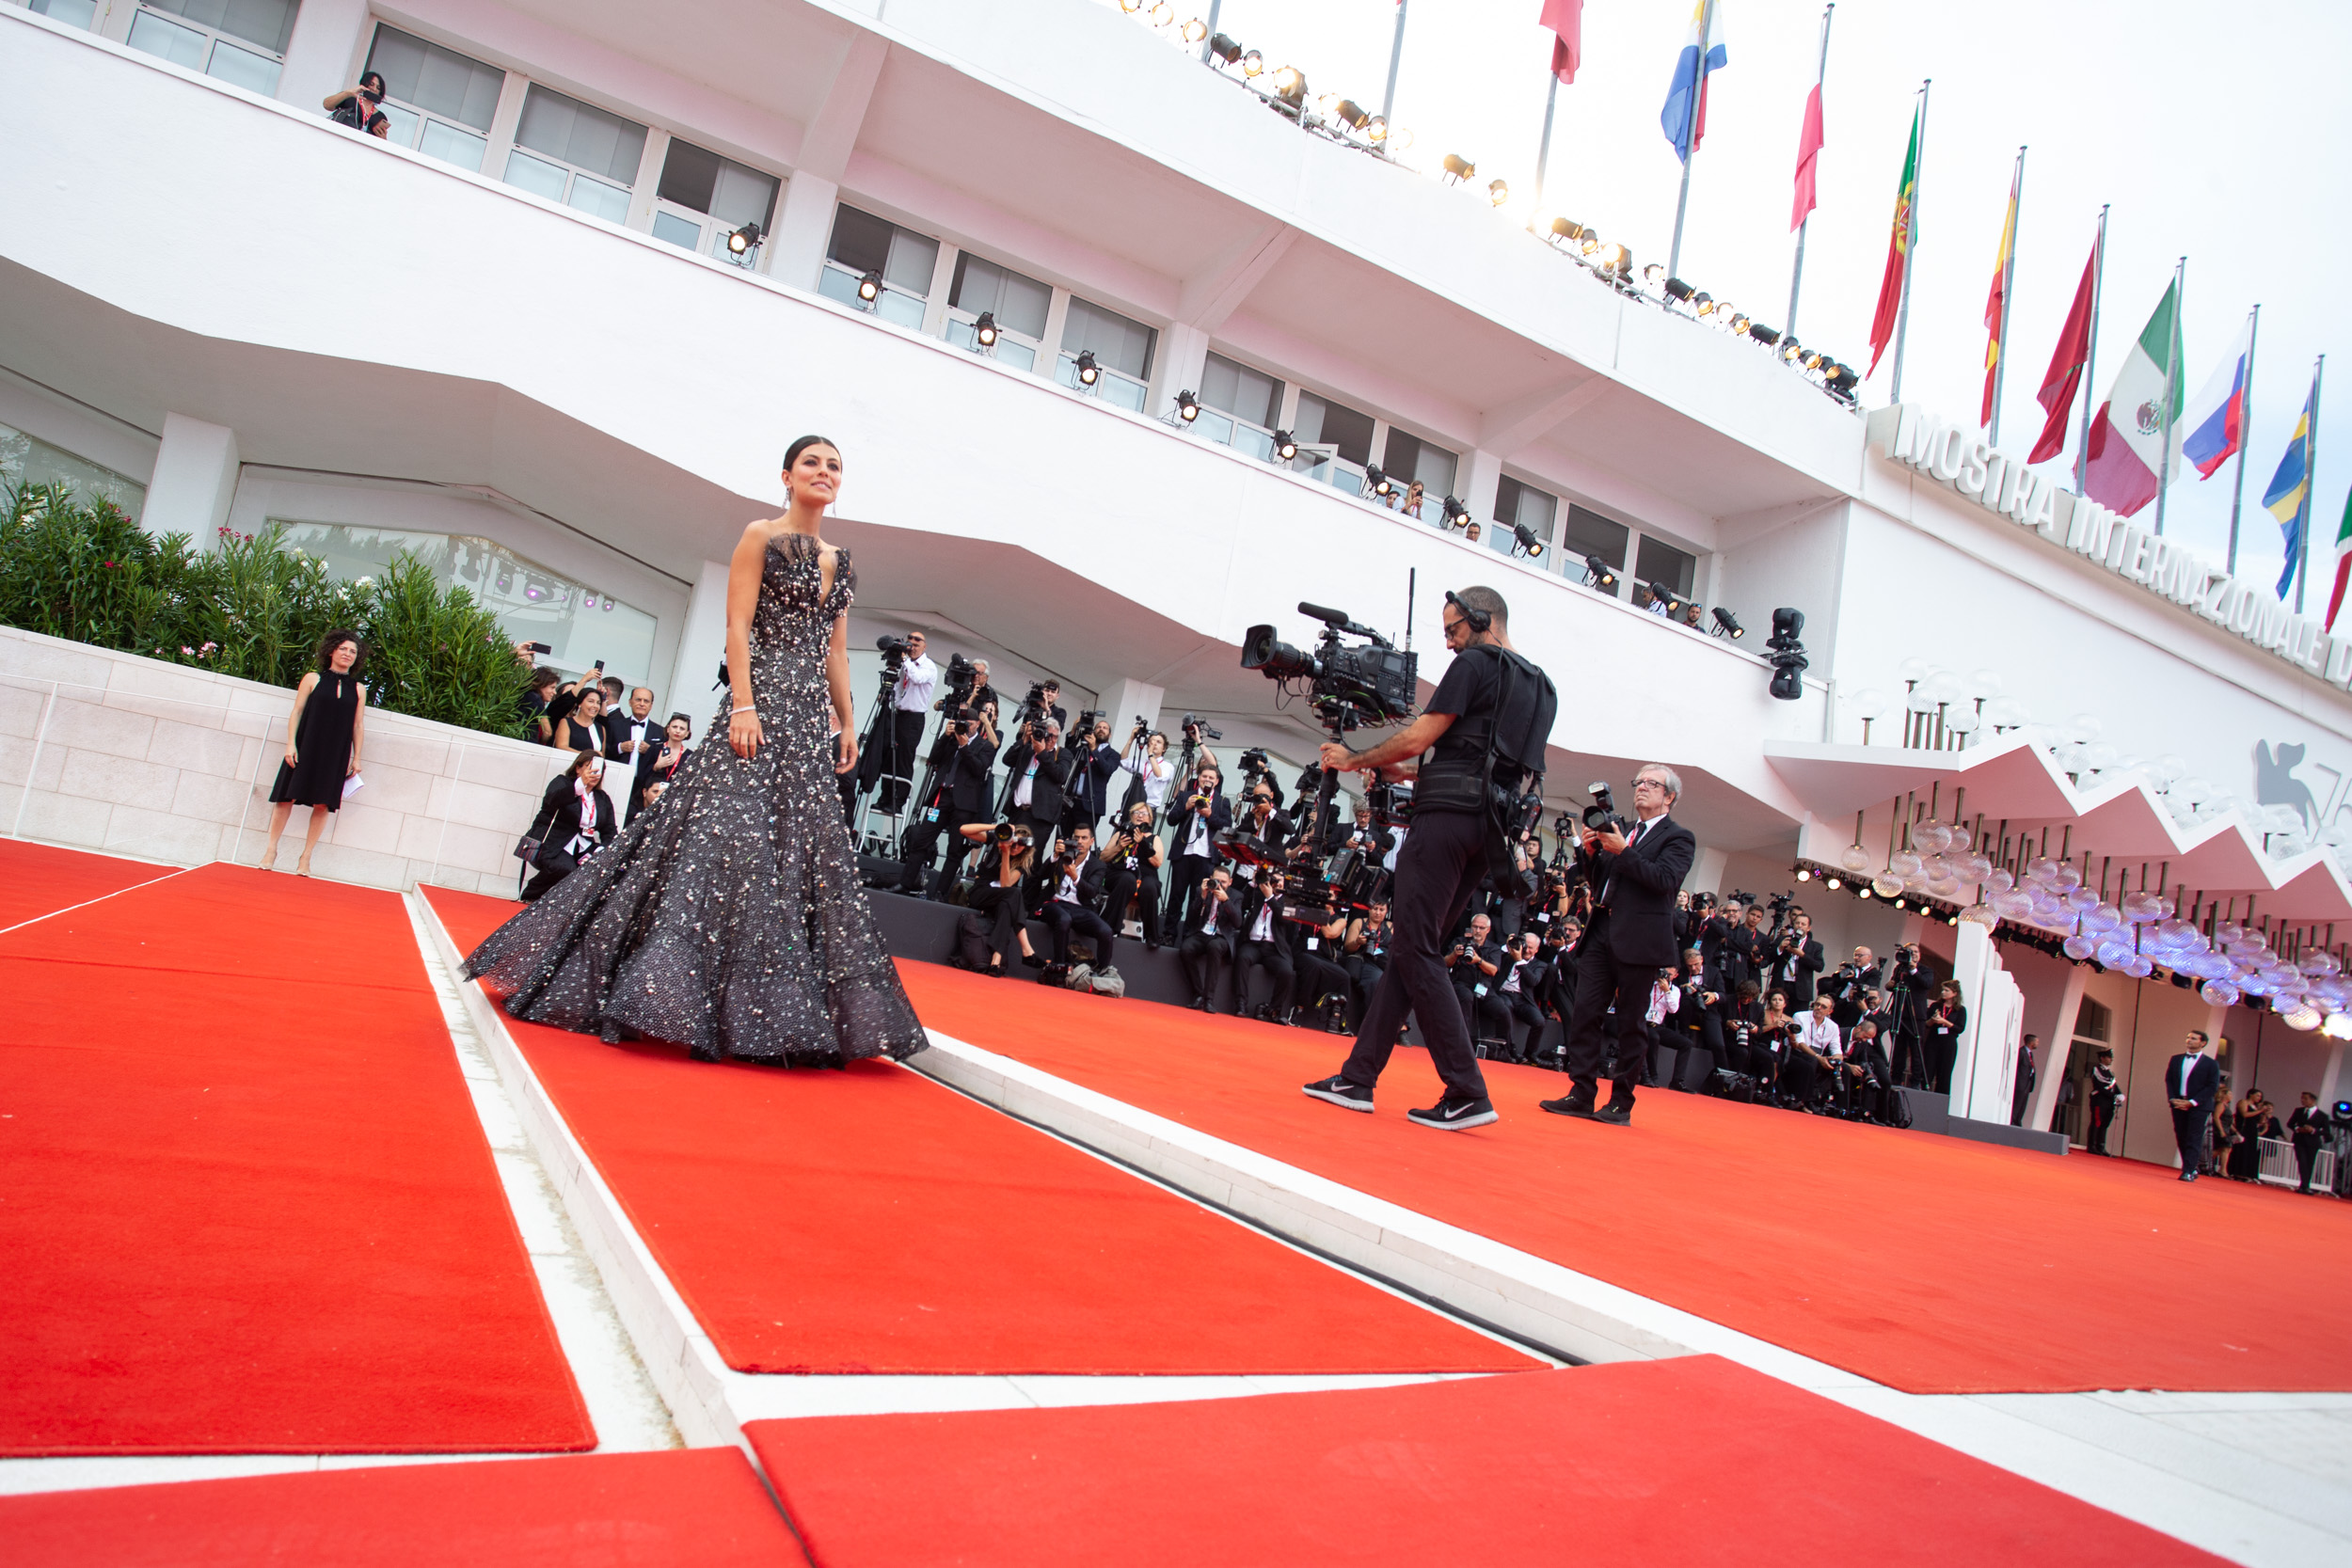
(1302, 586), (1556, 1132)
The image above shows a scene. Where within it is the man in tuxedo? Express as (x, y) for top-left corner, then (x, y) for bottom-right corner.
(1233, 865), (1298, 1022)
(1037, 826), (1118, 968)
(1766, 911), (1825, 1009)
(602, 686), (661, 806)
(1541, 763), (1697, 1127)
(1163, 767), (1233, 933)
(2167, 1029), (2222, 1182)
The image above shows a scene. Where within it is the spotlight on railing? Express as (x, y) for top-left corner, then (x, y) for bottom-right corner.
(1074, 350), (1099, 386)
(1441, 152), (1475, 185)
(1273, 429), (1298, 461)
(1711, 607), (1744, 640)
(1582, 553), (1619, 592)
(726, 220), (763, 257)
(1174, 389), (1201, 422)
(973, 311), (999, 349)
(856, 269), (882, 304)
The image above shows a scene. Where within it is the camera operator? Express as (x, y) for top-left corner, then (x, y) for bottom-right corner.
(1782, 994), (1846, 1109)
(1342, 898), (1392, 1029)
(1179, 866), (1245, 1011)
(998, 714), (1074, 855)
(1766, 910), (1825, 1008)
(1818, 946), (1883, 1031)
(1234, 864), (1299, 1023)
(1884, 942), (1931, 1087)
(1099, 802), (1167, 949)
(1163, 767), (1232, 933)
(900, 703), (1000, 898)
(1062, 716), (1121, 840)
(1719, 979), (1767, 1079)
(1302, 587), (1556, 1132)
(1536, 764), (1695, 1130)
(1118, 725), (1176, 821)
(856, 632), (936, 810)
(1666, 945), (1728, 1085)
(1446, 912), (1505, 1054)
(1173, 714), (1223, 789)
(951, 820), (1041, 974)
(1037, 825), (1119, 971)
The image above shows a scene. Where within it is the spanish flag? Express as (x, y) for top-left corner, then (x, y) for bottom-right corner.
(1981, 157), (2020, 429)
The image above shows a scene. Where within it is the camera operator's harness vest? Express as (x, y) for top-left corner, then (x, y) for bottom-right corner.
(1411, 645), (1558, 895)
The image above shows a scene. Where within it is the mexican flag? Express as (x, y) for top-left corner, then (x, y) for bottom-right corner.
(2081, 280), (2184, 517)
(2327, 488), (2352, 630)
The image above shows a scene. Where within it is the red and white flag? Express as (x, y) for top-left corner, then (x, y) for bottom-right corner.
(1540, 0), (1582, 85)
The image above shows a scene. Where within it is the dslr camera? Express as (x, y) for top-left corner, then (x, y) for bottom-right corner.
(1179, 711), (1223, 742)
(1581, 783), (1627, 835)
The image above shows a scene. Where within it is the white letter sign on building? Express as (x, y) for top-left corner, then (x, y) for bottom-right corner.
(1868, 404), (2348, 691)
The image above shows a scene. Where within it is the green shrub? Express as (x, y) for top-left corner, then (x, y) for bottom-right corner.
(0, 483), (530, 738)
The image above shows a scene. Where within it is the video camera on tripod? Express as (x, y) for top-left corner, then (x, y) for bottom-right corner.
(933, 652), (981, 721)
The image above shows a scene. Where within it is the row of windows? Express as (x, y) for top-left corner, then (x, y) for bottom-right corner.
(34, 0), (297, 93)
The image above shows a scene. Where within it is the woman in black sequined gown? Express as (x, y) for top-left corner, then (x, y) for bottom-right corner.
(465, 436), (928, 1067)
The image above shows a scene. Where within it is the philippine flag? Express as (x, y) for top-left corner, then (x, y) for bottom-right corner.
(1661, 1), (1729, 165)
(2181, 316), (2255, 480)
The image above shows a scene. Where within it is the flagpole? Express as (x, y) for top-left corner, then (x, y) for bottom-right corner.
(2073, 205), (2109, 494)
(1889, 79), (1930, 402)
(1667, 0), (1718, 281)
(1198, 0), (1221, 62)
(1534, 72), (1560, 208)
(2155, 256), (2185, 537)
(2227, 303), (2261, 574)
(1988, 146), (2025, 447)
(1786, 4), (1834, 338)
(2298, 356), (2325, 613)
(1380, 0), (1408, 133)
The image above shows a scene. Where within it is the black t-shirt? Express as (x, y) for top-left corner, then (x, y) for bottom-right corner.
(1423, 649), (1502, 768)
(1422, 644), (1554, 785)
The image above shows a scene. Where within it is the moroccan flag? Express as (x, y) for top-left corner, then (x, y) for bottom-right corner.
(2081, 281), (2184, 517)
(1541, 0), (1582, 84)
(2264, 384), (2316, 598)
(2326, 487), (2352, 629)
(1866, 103), (1921, 377)
(1981, 162), (2019, 428)
(1789, 15), (1825, 231)
(2027, 242), (2098, 464)
(1660, 0), (1728, 165)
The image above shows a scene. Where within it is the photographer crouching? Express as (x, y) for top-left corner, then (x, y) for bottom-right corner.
(1298, 587), (1557, 1132)
(1538, 765), (1695, 1129)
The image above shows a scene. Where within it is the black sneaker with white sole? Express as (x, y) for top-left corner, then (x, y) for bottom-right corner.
(1407, 1094), (1499, 1131)
(1301, 1075), (1375, 1113)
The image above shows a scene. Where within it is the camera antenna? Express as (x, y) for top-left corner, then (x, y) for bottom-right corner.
(1404, 568), (1415, 652)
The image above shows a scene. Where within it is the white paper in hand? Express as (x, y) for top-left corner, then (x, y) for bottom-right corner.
(342, 772), (365, 801)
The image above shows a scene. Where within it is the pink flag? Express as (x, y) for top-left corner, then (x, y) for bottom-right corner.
(1789, 37), (1824, 230)
(1541, 0), (1582, 85)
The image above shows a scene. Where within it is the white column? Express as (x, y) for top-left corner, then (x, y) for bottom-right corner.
(2319, 1039), (2346, 1111)
(146, 414), (239, 549)
(1095, 678), (1166, 739)
(2024, 962), (2090, 1133)
(274, 0), (371, 115)
(1152, 323), (1211, 423)
(770, 172), (840, 293)
(1462, 446), (1503, 522)
(667, 559), (731, 727)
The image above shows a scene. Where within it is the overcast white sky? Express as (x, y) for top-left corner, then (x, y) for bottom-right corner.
(1167, 0), (2352, 602)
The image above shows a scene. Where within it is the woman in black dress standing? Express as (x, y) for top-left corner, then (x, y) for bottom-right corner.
(1925, 981), (1967, 1096)
(262, 630), (367, 876)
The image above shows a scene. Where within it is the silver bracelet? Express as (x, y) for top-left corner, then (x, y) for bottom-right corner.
(731, 704), (756, 715)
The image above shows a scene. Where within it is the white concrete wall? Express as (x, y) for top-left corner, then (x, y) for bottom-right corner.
(0, 627), (571, 895)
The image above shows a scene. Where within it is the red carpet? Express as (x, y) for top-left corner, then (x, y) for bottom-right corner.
(0, 1448), (808, 1567)
(0, 861), (591, 1454)
(752, 1355), (2221, 1566)
(428, 886), (1534, 1376)
(898, 960), (2352, 1395)
(0, 839), (181, 929)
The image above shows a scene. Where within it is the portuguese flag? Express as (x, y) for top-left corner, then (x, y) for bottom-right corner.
(1866, 103), (1921, 377)
(2081, 281), (2184, 518)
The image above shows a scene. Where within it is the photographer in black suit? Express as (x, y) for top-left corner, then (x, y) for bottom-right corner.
(1302, 586), (1557, 1132)
(1480, 930), (1552, 1065)
(901, 707), (998, 897)
(1540, 764), (1696, 1128)
(1098, 801), (1167, 949)
(1767, 911), (1825, 1008)
(998, 715), (1074, 855)
(1446, 912), (1505, 1053)
(1233, 865), (1299, 1022)
(1037, 825), (1118, 969)
(1180, 865), (1244, 1012)
(1164, 768), (1233, 933)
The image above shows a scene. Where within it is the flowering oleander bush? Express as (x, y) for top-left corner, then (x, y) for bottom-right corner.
(0, 482), (530, 737)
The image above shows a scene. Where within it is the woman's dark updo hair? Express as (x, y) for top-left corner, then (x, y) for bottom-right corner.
(783, 434), (840, 472)
(316, 630), (365, 673)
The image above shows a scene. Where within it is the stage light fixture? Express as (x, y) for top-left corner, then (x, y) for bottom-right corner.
(1594, 243), (1632, 278)
(1766, 607), (1809, 701)
(1748, 322), (1783, 346)
(1578, 231), (1603, 257)
(1273, 428), (1299, 461)
(1332, 99), (1370, 131)
(726, 220), (763, 256)
(1663, 276), (1694, 302)
(973, 310), (999, 348)
(1824, 362), (1860, 400)
(1547, 215), (1583, 245)
(1206, 32), (1243, 65)
(1730, 312), (1752, 334)
(856, 269), (882, 303)
(1119, 0), (1141, 10)
(1075, 350), (1100, 386)
(1148, 1), (1173, 25)
(1270, 65), (1306, 108)
(1511, 522), (1546, 558)
(1801, 349), (1825, 372)
(1796, 866), (1812, 881)
(1364, 115), (1389, 142)
(1780, 340), (1805, 365)
(1364, 465), (1394, 497)
(1240, 49), (1263, 76)
(1174, 389), (1201, 422)
(1690, 291), (1712, 313)
(1650, 581), (1685, 617)
(1386, 126), (1414, 152)
(1710, 607), (1744, 640)
(1487, 178), (1510, 207)
(1644, 262), (1665, 286)
(1441, 495), (1471, 529)
(1182, 17), (1208, 43)
(1827, 875), (1843, 891)
(1581, 553), (1618, 592)
(1441, 152), (1475, 184)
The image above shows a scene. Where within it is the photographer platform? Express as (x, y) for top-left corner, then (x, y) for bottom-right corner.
(1282, 587), (1558, 1132)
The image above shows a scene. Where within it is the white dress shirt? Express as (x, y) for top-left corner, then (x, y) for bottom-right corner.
(1248, 899), (1276, 942)
(2177, 1053), (2206, 1096)
(1797, 1013), (1845, 1059)
(896, 654), (939, 712)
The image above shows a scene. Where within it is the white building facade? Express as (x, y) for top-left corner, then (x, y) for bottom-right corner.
(5, 0), (2349, 1155)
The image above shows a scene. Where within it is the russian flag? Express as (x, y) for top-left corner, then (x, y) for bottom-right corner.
(2181, 315), (2254, 479)
(1661, 1), (1729, 166)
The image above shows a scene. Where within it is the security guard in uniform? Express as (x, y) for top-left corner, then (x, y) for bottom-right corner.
(1302, 586), (1557, 1131)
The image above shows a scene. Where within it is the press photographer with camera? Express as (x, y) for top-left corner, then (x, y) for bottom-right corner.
(1301, 586), (1557, 1132)
(1446, 912), (1505, 1051)
(1766, 909), (1825, 1007)
(1173, 713), (1223, 790)
(1476, 930), (1552, 1065)
(1234, 864), (1299, 1022)
(998, 714), (1074, 854)
(899, 700), (999, 898)
(1117, 724), (1176, 820)
(855, 631), (936, 807)
(1100, 801), (1167, 949)
(1037, 825), (1119, 970)
(1782, 993), (1847, 1108)
(1342, 897), (1392, 1027)
(1884, 942), (1931, 1086)
(1292, 908), (1355, 1033)
(1537, 765), (1696, 1129)
(1235, 778), (1290, 856)
(952, 819), (1041, 975)
(1818, 945), (1883, 1030)
(1063, 716), (1122, 839)
(1163, 766), (1232, 933)
(1180, 865), (1244, 1012)
(1666, 945), (1729, 1085)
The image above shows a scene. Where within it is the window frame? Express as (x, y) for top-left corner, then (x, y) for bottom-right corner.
(362, 24), (505, 174)
(943, 251), (1053, 374)
(124, 0), (295, 95)
(648, 137), (781, 272)
(501, 83), (652, 228)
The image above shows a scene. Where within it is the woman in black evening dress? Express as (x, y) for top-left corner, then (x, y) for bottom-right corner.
(262, 630), (367, 877)
(465, 436), (927, 1068)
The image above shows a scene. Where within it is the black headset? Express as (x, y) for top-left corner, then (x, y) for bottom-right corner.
(1444, 590), (1490, 634)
